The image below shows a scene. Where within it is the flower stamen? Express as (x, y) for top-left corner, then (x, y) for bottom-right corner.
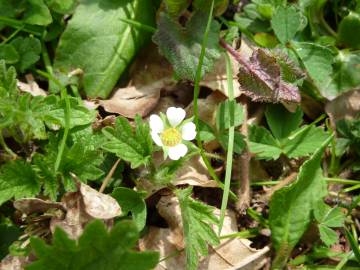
(160, 128), (182, 147)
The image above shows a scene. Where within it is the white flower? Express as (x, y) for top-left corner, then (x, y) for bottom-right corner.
(150, 107), (196, 160)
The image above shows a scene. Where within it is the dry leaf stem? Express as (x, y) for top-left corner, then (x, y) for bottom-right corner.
(99, 159), (121, 193)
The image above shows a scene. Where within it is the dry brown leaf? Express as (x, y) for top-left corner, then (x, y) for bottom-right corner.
(13, 198), (65, 215)
(17, 74), (47, 97)
(325, 89), (360, 125)
(201, 52), (241, 98)
(0, 255), (30, 270)
(141, 194), (270, 270)
(79, 182), (121, 219)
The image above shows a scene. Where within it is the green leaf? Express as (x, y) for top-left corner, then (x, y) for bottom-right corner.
(112, 187), (147, 230)
(45, 0), (76, 14)
(10, 36), (41, 72)
(193, 0), (229, 16)
(0, 160), (41, 206)
(271, 5), (301, 44)
(269, 138), (331, 268)
(53, 0), (155, 98)
(283, 125), (330, 158)
(338, 12), (360, 49)
(219, 131), (245, 154)
(344, 228), (360, 263)
(0, 44), (19, 64)
(23, 0), (52, 26)
(293, 42), (334, 98)
(314, 201), (346, 228)
(216, 100), (244, 131)
(318, 225), (338, 247)
(176, 187), (219, 270)
(0, 224), (21, 260)
(102, 116), (152, 168)
(26, 220), (159, 270)
(249, 125), (282, 160)
(265, 104), (303, 140)
(197, 120), (216, 142)
(153, 10), (221, 81)
(163, 0), (190, 17)
(152, 159), (184, 185)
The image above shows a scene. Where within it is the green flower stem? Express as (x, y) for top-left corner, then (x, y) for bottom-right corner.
(219, 228), (259, 239)
(0, 131), (17, 158)
(204, 152), (225, 161)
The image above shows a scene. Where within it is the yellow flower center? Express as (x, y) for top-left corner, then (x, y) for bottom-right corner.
(160, 128), (182, 147)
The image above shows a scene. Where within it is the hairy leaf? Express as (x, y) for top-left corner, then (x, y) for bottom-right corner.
(102, 116), (152, 168)
(176, 187), (219, 270)
(53, 0), (156, 98)
(27, 220), (159, 270)
(0, 160), (41, 205)
(153, 10), (221, 81)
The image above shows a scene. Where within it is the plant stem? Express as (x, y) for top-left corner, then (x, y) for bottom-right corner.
(219, 228), (259, 239)
(204, 152), (225, 161)
(0, 131), (17, 158)
(99, 159), (121, 193)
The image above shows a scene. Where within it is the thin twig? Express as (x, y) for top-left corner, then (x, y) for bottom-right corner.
(236, 97), (251, 213)
(99, 159), (121, 193)
(264, 172), (298, 201)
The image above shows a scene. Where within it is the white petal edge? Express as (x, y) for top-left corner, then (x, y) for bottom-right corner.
(168, 143), (188, 160)
(167, 107), (186, 127)
(181, 122), (196, 141)
(151, 132), (163, 146)
(149, 114), (164, 133)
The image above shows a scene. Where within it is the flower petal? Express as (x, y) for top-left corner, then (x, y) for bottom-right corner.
(168, 143), (187, 160)
(151, 131), (163, 146)
(149, 114), (164, 133)
(167, 107), (186, 127)
(181, 122), (196, 141)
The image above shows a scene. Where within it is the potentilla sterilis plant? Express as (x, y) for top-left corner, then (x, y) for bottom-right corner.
(150, 107), (196, 160)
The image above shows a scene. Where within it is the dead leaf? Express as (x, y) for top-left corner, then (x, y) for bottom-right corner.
(325, 89), (360, 124)
(201, 52), (241, 98)
(79, 182), (122, 219)
(17, 74), (47, 96)
(142, 194), (270, 270)
(13, 198), (65, 215)
(0, 255), (30, 270)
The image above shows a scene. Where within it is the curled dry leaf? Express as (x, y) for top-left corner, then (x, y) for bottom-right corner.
(141, 195), (270, 270)
(13, 198), (65, 215)
(201, 52), (241, 98)
(17, 74), (47, 96)
(325, 89), (360, 125)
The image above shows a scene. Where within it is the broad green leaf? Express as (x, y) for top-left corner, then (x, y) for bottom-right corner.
(293, 42), (334, 98)
(163, 0), (190, 17)
(269, 138), (331, 268)
(216, 100), (244, 131)
(102, 116), (152, 168)
(249, 125), (282, 160)
(176, 187), (219, 270)
(112, 187), (147, 230)
(10, 37), (41, 72)
(265, 104), (303, 140)
(338, 12), (360, 49)
(0, 160), (41, 205)
(314, 201), (346, 228)
(45, 0), (76, 14)
(193, 0), (228, 16)
(253, 32), (278, 48)
(26, 220), (159, 270)
(283, 125), (330, 158)
(318, 225), (338, 247)
(271, 5), (301, 44)
(23, 0), (52, 26)
(53, 0), (156, 98)
(152, 10), (221, 81)
(0, 44), (19, 64)
(0, 224), (21, 260)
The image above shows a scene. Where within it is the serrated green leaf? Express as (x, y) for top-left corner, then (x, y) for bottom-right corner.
(271, 5), (301, 44)
(0, 160), (41, 206)
(10, 36), (41, 72)
(219, 131), (245, 154)
(216, 100), (244, 131)
(26, 220), (159, 270)
(318, 225), (338, 247)
(197, 120), (216, 142)
(265, 104), (303, 140)
(23, 0), (52, 26)
(0, 44), (19, 64)
(314, 201), (346, 228)
(176, 187), (219, 270)
(152, 159), (184, 185)
(102, 116), (152, 168)
(283, 125), (330, 158)
(112, 187), (147, 230)
(338, 12), (360, 49)
(53, 0), (155, 98)
(153, 10), (221, 81)
(249, 125), (282, 160)
(269, 138), (331, 268)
